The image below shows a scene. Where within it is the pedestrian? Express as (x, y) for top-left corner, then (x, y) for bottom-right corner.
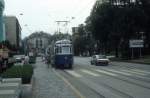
(2, 50), (8, 70)
(0, 55), (2, 72)
(24, 55), (29, 65)
(46, 56), (50, 68)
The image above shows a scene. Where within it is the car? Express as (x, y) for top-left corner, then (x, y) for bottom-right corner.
(14, 55), (25, 63)
(90, 55), (110, 66)
(15, 57), (22, 63)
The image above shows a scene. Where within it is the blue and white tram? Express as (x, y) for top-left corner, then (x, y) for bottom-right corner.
(54, 39), (73, 69)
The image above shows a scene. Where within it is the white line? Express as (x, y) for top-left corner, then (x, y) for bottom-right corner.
(132, 69), (150, 74)
(95, 69), (118, 76)
(106, 69), (132, 76)
(81, 69), (100, 77)
(122, 70), (146, 76)
(66, 70), (82, 78)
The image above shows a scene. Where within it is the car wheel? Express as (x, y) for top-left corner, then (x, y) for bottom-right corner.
(95, 62), (99, 66)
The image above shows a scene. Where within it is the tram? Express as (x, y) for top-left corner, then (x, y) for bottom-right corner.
(51, 39), (73, 69)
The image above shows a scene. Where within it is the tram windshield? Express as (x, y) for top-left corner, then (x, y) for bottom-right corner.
(62, 46), (71, 54)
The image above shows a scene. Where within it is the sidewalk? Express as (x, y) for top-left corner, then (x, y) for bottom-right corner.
(32, 57), (77, 98)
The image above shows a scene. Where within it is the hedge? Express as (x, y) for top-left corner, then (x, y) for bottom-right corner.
(29, 56), (36, 64)
(0, 65), (33, 84)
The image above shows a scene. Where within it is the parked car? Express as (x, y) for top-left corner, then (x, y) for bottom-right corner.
(14, 55), (25, 63)
(90, 55), (110, 66)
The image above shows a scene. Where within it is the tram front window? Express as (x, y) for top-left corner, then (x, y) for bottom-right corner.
(62, 46), (70, 54)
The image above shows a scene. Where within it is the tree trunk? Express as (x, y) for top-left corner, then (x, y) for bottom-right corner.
(115, 46), (119, 58)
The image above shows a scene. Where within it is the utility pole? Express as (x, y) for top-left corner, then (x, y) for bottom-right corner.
(55, 21), (70, 40)
(55, 21), (70, 34)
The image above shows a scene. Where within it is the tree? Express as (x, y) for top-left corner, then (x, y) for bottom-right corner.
(73, 24), (95, 56)
(86, 1), (148, 58)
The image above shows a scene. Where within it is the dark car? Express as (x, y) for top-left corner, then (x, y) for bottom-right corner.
(90, 55), (110, 66)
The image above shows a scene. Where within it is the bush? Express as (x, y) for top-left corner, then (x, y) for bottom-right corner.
(22, 65), (34, 84)
(0, 65), (33, 84)
(29, 56), (36, 64)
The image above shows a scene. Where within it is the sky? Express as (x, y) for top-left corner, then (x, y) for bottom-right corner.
(4, 0), (96, 38)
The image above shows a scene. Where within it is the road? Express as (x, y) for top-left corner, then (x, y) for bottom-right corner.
(55, 57), (150, 98)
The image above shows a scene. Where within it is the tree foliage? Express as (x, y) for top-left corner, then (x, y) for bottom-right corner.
(73, 24), (95, 56)
(86, 0), (149, 58)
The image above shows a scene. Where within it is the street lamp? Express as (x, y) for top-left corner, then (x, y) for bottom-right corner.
(139, 32), (145, 58)
(19, 13), (23, 16)
(24, 24), (32, 33)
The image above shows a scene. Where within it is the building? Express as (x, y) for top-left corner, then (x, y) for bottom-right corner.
(4, 16), (22, 47)
(72, 27), (79, 35)
(26, 32), (51, 54)
(0, 0), (5, 42)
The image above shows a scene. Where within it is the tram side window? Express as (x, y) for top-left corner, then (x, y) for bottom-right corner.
(55, 47), (58, 54)
(70, 47), (72, 53)
(55, 47), (62, 54)
(58, 47), (62, 54)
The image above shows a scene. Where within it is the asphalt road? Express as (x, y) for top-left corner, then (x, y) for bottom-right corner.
(55, 57), (150, 98)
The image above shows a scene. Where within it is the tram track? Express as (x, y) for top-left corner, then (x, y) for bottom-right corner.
(56, 69), (105, 98)
(58, 69), (134, 98)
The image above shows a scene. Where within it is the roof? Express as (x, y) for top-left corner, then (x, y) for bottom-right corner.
(55, 39), (71, 44)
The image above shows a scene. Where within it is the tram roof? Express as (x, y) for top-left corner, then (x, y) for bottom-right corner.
(55, 39), (71, 44)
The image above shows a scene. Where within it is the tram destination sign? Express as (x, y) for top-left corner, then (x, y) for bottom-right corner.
(129, 40), (144, 48)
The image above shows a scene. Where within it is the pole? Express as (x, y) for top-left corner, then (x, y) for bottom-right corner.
(132, 48), (134, 59)
(140, 48), (142, 58)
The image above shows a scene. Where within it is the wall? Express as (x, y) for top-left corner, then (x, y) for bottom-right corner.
(4, 16), (22, 47)
(0, 0), (5, 42)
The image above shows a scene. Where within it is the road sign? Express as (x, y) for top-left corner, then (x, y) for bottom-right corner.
(129, 40), (144, 48)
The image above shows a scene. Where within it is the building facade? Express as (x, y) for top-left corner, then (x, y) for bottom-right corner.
(0, 0), (5, 42)
(4, 16), (22, 47)
(26, 32), (51, 54)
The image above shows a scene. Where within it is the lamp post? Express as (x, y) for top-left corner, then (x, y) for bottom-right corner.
(139, 32), (145, 58)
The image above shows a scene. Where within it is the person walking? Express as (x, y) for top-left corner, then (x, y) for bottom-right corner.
(0, 55), (3, 73)
(24, 55), (29, 65)
(46, 56), (50, 68)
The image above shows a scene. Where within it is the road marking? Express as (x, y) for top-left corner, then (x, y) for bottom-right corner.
(134, 75), (150, 81)
(95, 69), (118, 76)
(106, 69), (132, 76)
(53, 69), (85, 98)
(66, 70), (82, 78)
(132, 69), (150, 74)
(81, 69), (100, 77)
(122, 70), (146, 76)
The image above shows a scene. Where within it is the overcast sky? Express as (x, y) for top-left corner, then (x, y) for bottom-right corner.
(4, 0), (96, 38)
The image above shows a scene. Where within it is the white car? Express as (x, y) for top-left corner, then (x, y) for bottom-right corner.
(14, 55), (25, 63)
(91, 55), (110, 66)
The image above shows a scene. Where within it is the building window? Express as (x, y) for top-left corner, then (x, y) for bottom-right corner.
(36, 39), (38, 48)
(40, 39), (42, 48)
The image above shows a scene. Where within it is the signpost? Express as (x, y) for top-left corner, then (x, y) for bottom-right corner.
(129, 40), (144, 59)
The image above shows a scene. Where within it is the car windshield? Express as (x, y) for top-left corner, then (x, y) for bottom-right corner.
(98, 55), (107, 59)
